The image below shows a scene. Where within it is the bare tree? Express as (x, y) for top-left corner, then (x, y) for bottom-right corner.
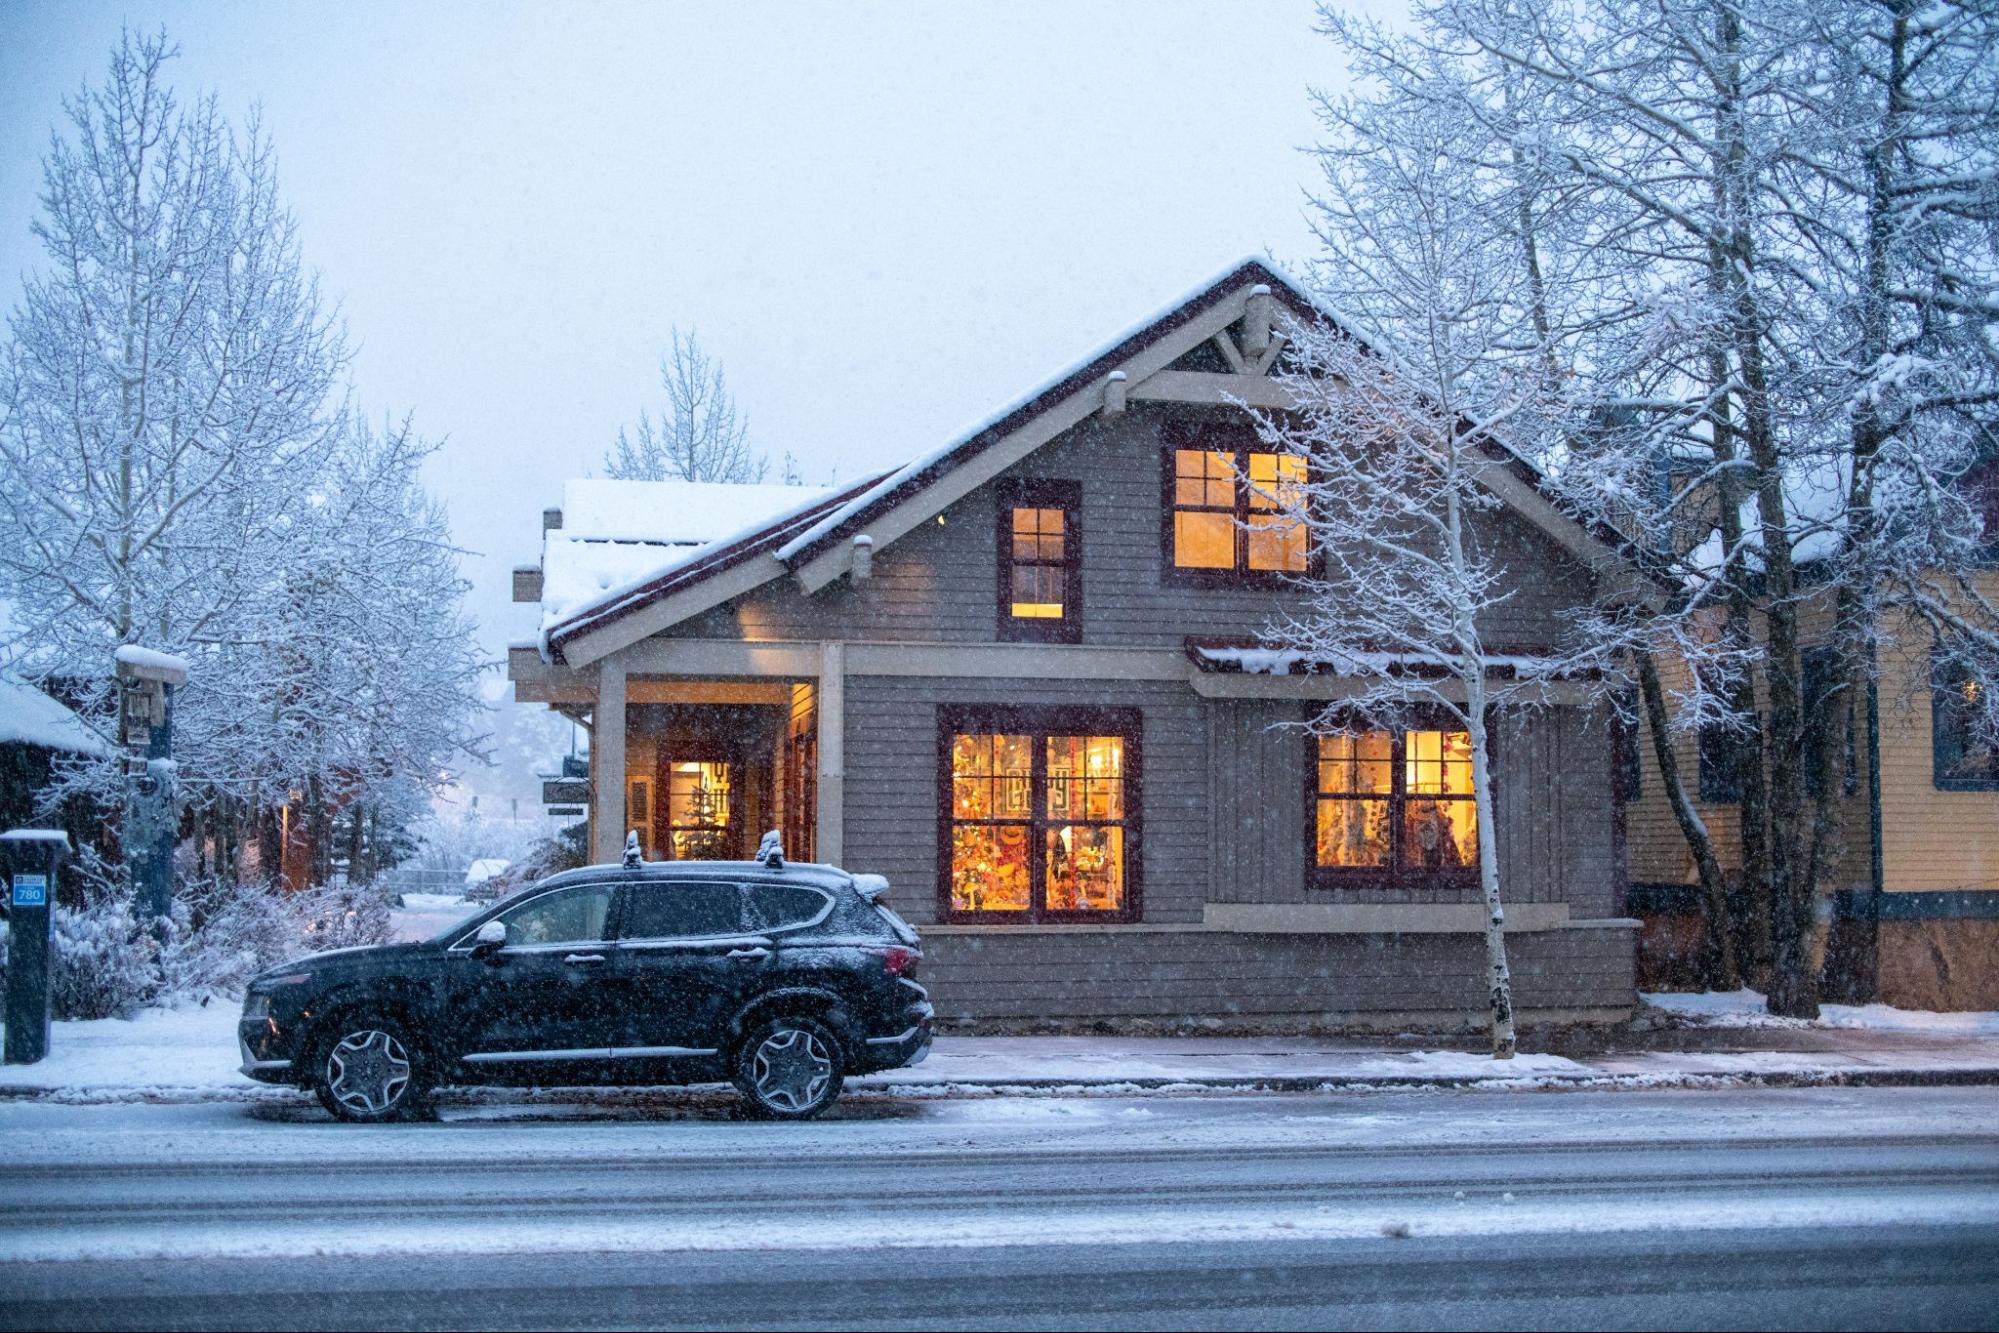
(604, 328), (766, 484)
(1252, 55), (1620, 1057)
(0, 31), (489, 893)
(1393, 0), (1999, 1014)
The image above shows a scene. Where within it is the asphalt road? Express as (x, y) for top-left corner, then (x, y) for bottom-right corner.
(1, 1085), (1995, 1330)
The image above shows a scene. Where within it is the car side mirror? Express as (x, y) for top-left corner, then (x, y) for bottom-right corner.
(471, 920), (507, 958)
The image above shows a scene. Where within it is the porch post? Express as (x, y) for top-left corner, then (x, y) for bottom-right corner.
(593, 657), (627, 864)
(816, 641), (845, 865)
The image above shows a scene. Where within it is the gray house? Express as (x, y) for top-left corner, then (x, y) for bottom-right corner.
(509, 260), (1641, 1030)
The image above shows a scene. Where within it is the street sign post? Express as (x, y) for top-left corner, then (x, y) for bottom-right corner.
(1, 829), (69, 1065)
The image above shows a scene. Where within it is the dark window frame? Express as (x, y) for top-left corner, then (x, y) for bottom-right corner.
(1932, 654), (1999, 792)
(1158, 422), (1316, 589)
(995, 478), (1083, 644)
(936, 704), (1143, 925)
(1304, 706), (1487, 892)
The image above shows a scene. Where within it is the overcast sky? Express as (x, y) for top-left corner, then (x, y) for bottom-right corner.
(0, 1), (1376, 811)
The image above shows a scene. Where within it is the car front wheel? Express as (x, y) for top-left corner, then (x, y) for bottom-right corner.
(311, 1017), (431, 1123)
(734, 1016), (845, 1120)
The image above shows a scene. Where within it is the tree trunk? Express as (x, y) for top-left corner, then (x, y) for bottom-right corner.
(1636, 649), (1738, 989)
(1465, 690), (1516, 1059)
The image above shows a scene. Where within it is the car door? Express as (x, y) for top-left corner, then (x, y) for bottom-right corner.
(448, 881), (620, 1066)
(611, 880), (769, 1056)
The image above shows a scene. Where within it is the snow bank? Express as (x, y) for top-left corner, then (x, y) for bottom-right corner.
(0, 676), (114, 757)
(1643, 988), (1999, 1034)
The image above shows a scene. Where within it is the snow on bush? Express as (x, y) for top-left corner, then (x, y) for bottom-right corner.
(157, 876), (393, 1004)
(45, 865), (398, 1016)
(51, 894), (158, 1021)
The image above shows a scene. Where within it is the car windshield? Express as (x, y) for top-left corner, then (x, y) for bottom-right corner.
(416, 898), (491, 943)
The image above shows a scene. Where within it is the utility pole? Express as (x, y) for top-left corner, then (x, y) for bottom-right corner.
(115, 646), (188, 928)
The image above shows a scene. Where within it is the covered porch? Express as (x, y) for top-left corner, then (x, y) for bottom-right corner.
(510, 641), (846, 868)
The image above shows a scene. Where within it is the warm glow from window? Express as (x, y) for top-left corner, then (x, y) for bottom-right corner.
(666, 760), (733, 860)
(950, 730), (1126, 916)
(1316, 729), (1477, 874)
(1006, 503), (1074, 623)
(1172, 446), (1307, 572)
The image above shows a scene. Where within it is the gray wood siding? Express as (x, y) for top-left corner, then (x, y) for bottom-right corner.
(841, 674), (1621, 925)
(843, 675), (1210, 926)
(669, 402), (1599, 650)
(915, 925), (1636, 1022)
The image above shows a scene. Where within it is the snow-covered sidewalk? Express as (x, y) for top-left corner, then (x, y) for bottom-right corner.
(4, 994), (1998, 1104)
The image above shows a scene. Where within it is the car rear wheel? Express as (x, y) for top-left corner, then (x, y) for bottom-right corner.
(311, 1017), (431, 1123)
(733, 1016), (845, 1120)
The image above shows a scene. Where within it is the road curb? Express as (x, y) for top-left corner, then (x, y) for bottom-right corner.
(4, 1064), (1996, 1105)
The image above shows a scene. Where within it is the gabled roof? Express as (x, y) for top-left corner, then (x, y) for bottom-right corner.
(536, 257), (1645, 666)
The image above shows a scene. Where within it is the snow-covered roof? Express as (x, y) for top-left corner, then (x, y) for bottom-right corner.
(537, 479), (845, 645)
(1186, 643), (1581, 679)
(531, 257), (1636, 663)
(0, 677), (114, 757)
(561, 479), (833, 546)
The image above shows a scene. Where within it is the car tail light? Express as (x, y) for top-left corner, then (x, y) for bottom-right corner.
(882, 946), (917, 977)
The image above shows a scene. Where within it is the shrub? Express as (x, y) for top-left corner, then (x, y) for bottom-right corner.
(51, 893), (157, 1020)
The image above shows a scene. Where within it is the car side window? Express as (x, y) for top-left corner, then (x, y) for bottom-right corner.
(744, 883), (831, 933)
(493, 884), (614, 948)
(620, 882), (747, 940)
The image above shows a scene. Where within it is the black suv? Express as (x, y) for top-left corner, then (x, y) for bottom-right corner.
(239, 848), (931, 1121)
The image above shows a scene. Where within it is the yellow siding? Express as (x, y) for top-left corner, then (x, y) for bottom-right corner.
(1875, 584), (1999, 893)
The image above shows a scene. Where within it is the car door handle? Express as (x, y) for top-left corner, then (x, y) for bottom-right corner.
(727, 947), (770, 960)
(564, 953), (607, 965)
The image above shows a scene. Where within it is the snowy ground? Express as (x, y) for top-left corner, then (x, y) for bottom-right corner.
(1644, 987), (1999, 1034)
(5, 993), (1999, 1104)
(386, 893), (478, 942)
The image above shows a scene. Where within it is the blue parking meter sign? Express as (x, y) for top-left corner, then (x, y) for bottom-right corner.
(11, 874), (46, 907)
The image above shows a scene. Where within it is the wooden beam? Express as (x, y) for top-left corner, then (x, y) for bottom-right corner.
(816, 642), (845, 865)
(1212, 330), (1246, 374)
(591, 659), (627, 865)
(1127, 370), (1299, 410)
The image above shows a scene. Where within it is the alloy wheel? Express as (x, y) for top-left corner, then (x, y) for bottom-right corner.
(326, 1029), (412, 1116)
(751, 1028), (833, 1113)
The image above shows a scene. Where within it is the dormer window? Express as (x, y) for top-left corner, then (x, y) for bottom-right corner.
(1163, 424), (1308, 584)
(997, 479), (1081, 643)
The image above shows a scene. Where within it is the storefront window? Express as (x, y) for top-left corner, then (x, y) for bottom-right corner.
(1314, 725), (1478, 884)
(944, 712), (1138, 920)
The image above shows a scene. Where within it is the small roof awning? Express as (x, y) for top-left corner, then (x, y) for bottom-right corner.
(1183, 640), (1589, 681)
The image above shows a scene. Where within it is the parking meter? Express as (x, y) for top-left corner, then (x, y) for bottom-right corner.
(2, 829), (69, 1065)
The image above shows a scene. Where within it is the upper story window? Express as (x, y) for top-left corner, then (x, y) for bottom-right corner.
(1933, 656), (1999, 791)
(1312, 721), (1479, 887)
(1163, 424), (1309, 584)
(996, 479), (1081, 643)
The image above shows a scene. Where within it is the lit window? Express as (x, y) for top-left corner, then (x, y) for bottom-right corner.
(1167, 430), (1308, 579)
(1313, 726), (1477, 883)
(997, 480), (1081, 642)
(944, 710), (1138, 921)
(665, 760), (733, 860)
(1933, 657), (1999, 791)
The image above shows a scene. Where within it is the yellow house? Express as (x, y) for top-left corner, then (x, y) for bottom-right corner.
(1627, 569), (1999, 1010)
